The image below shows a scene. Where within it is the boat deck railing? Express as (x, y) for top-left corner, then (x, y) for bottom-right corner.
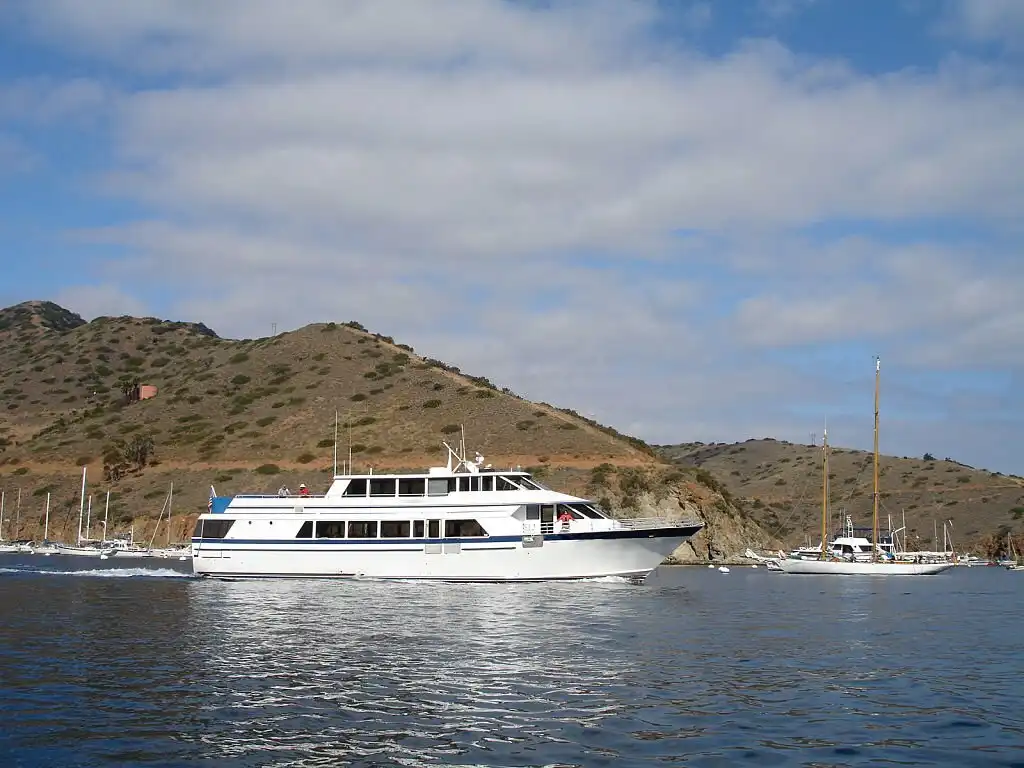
(613, 516), (701, 531)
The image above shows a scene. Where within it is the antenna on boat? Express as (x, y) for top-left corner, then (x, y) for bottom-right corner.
(348, 415), (354, 475)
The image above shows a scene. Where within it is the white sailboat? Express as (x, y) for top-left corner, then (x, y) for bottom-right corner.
(778, 359), (954, 576)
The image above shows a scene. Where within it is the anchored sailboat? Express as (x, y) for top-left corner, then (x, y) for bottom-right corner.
(778, 358), (954, 576)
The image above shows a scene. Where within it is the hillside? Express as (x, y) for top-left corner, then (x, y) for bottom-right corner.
(0, 301), (777, 561)
(658, 439), (1024, 555)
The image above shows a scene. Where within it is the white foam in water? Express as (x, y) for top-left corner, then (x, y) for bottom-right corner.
(0, 566), (194, 579)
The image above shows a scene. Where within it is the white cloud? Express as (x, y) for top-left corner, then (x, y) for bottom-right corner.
(9, 0), (1024, 472)
(940, 0), (1024, 49)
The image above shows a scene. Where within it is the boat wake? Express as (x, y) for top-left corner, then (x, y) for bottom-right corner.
(0, 566), (195, 579)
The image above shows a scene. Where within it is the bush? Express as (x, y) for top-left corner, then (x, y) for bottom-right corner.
(354, 416), (376, 426)
(296, 452), (316, 464)
(317, 438), (334, 448)
(256, 416), (276, 427)
(228, 352), (249, 364)
(440, 424), (460, 434)
(515, 420), (535, 431)
(255, 464), (281, 475)
(231, 374), (251, 386)
(350, 393), (367, 402)
(422, 399), (442, 409)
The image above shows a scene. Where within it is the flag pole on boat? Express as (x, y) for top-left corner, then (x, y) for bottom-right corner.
(44, 492), (50, 541)
(77, 465), (87, 545)
(333, 410), (339, 477)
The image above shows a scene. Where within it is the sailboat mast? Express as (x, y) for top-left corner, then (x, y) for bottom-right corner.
(820, 427), (829, 561)
(44, 492), (50, 541)
(872, 357), (881, 563)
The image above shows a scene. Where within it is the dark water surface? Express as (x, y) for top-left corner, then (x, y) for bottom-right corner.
(1, 558), (1022, 767)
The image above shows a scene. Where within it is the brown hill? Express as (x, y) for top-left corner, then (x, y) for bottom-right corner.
(0, 301), (775, 561)
(657, 439), (1024, 555)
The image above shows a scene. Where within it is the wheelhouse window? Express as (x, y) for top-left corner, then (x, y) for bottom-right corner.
(296, 521), (313, 538)
(428, 520), (440, 538)
(398, 478), (425, 496)
(380, 520), (411, 538)
(348, 520), (379, 538)
(369, 478), (396, 497)
(481, 475), (494, 491)
(445, 519), (488, 537)
(516, 475), (545, 490)
(194, 519), (235, 538)
(496, 476), (520, 491)
(343, 479), (367, 497)
(316, 521), (345, 538)
(457, 477), (470, 492)
(413, 520), (425, 537)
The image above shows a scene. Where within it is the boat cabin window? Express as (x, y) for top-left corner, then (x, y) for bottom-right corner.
(567, 503), (604, 519)
(557, 504), (583, 519)
(496, 476), (519, 491)
(427, 478), (453, 497)
(515, 476), (544, 490)
(194, 519), (235, 538)
(481, 475), (494, 491)
(316, 521), (345, 538)
(525, 504), (541, 520)
(296, 521), (313, 538)
(348, 520), (379, 538)
(398, 478), (425, 496)
(369, 478), (396, 497)
(344, 479), (367, 497)
(414, 520), (425, 537)
(458, 477), (470, 492)
(428, 520), (440, 538)
(380, 520), (411, 538)
(445, 519), (488, 537)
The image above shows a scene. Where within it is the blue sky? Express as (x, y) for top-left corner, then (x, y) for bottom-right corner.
(1, 0), (1022, 473)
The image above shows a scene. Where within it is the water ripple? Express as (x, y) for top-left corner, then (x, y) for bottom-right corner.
(2, 561), (1024, 766)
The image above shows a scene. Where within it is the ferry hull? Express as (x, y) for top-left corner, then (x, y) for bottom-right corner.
(777, 558), (954, 576)
(191, 526), (698, 581)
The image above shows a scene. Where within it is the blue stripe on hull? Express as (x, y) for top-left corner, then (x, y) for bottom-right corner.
(197, 572), (651, 582)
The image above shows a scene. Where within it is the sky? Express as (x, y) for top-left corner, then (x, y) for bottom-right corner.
(0, 0), (1022, 473)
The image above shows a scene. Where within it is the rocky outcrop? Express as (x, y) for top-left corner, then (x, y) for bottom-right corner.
(616, 475), (783, 564)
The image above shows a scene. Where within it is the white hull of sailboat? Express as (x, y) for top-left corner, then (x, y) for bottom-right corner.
(777, 558), (954, 575)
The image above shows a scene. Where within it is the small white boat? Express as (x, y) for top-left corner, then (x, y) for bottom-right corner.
(56, 542), (117, 557)
(778, 360), (954, 578)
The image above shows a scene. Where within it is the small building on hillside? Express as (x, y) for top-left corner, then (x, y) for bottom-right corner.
(138, 385), (158, 400)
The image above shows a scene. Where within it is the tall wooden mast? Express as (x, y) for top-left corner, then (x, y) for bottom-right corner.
(872, 357), (881, 563)
(820, 427), (829, 561)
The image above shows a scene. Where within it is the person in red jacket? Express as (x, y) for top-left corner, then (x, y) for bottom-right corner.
(298, 483), (310, 497)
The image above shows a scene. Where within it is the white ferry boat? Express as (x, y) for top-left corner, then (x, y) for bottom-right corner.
(191, 443), (702, 581)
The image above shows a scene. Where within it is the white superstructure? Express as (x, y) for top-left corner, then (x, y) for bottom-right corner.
(192, 443), (702, 581)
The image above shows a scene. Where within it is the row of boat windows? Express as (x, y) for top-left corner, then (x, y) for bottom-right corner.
(296, 519), (488, 539)
(342, 474), (543, 497)
(194, 518), (489, 539)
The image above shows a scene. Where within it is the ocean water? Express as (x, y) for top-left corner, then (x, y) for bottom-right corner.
(0, 558), (1021, 767)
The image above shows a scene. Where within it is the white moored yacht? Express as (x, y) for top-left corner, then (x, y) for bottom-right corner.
(192, 442), (702, 581)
